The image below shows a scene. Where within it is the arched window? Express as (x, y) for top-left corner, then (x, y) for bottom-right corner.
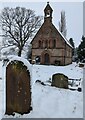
(53, 39), (56, 48)
(45, 40), (48, 48)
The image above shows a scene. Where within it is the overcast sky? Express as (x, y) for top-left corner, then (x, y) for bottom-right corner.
(0, 1), (83, 47)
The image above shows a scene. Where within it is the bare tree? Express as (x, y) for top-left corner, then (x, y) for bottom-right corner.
(59, 10), (67, 38)
(1, 7), (42, 56)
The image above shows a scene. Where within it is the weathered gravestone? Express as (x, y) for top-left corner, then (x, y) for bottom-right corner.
(51, 73), (68, 89)
(6, 60), (32, 115)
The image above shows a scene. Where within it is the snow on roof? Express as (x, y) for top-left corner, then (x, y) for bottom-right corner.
(52, 19), (73, 48)
(7, 55), (32, 74)
(31, 22), (73, 48)
(56, 27), (73, 48)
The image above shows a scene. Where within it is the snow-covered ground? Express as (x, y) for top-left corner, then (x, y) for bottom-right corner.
(0, 59), (83, 119)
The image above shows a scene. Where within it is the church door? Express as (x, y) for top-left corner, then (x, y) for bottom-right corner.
(44, 53), (50, 65)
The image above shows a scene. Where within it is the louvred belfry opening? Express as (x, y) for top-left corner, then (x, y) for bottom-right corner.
(44, 2), (53, 22)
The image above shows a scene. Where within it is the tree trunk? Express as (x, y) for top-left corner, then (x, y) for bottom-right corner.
(18, 48), (22, 57)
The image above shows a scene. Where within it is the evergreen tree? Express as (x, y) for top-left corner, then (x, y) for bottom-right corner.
(69, 38), (75, 56)
(59, 10), (67, 38)
(77, 35), (85, 62)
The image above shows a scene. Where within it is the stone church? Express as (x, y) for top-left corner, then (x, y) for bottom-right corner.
(31, 2), (72, 65)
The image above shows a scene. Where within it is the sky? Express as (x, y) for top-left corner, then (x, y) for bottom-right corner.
(0, 1), (83, 47)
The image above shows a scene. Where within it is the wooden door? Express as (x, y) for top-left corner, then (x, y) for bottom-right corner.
(44, 53), (50, 65)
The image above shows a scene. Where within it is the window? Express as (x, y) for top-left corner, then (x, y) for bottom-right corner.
(46, 10), (50, 17)
(45, 40), (48, 48)
(53, 39), (56, 48)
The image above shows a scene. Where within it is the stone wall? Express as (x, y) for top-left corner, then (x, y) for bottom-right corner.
(31, 15), (72, 65)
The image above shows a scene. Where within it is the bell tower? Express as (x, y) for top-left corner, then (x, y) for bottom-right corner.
(44, 2), (53, 22)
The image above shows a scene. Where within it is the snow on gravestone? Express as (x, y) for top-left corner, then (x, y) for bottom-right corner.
(5, 57), (32, 115)
(51, 73), (68, 89)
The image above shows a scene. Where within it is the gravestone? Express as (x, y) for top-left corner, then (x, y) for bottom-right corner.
(6, 60), (32, 115)
(51, 73), (68, 89)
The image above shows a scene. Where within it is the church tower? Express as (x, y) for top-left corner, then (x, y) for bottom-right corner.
(44, 2), (53, 22)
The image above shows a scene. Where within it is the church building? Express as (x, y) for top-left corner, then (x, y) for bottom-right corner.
(31, 2), (72, 65)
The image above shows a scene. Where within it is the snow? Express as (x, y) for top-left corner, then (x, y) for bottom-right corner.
(6, 55), (32, 73)
(0, 58), (83, 119)
(26, 84), (82, 118)
(1, 46), (17, 54)
(57, 27), (73, 48)
(32, 62), (83, 82)
(46, 14), (50, 17)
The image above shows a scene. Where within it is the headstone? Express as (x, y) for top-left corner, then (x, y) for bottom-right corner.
(51, 73), (68, 89)
(6, 60), (32, 115)
(79, 63), (84, 68)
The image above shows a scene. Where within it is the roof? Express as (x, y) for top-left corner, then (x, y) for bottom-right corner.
(31, 2), (73, 49)
(55, 25), (73, 48)
(31, 22), (73, 48)
(44, 2), (53, 12)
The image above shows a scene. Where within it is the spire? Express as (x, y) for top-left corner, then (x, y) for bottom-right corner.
(47, 1), (49, 4)
(44, 2), (53, 22)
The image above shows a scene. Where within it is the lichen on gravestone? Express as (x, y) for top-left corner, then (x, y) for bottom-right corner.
(51, 73), (68, 89)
